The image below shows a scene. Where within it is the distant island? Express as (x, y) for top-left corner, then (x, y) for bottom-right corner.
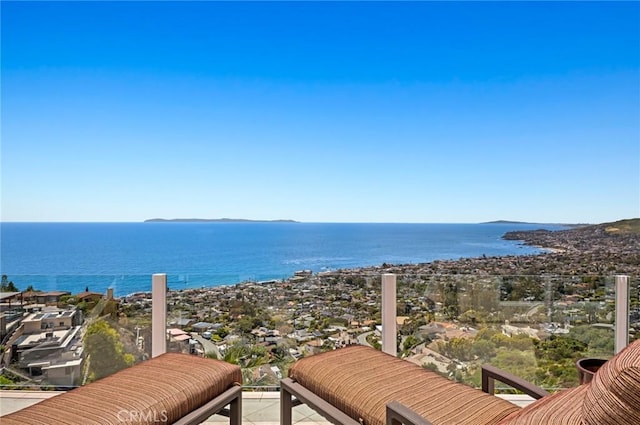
(144, 218), (299, 223)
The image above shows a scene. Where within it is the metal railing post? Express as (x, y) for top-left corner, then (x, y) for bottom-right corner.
(382, 273), (397, 356)
(615, 275), (629, 354)
(152, 273), (167, 358)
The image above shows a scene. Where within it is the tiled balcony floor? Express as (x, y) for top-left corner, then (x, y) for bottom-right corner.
(0, 390), (534, 423)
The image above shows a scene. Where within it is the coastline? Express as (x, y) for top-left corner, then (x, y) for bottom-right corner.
(4, 220), (639, 297)
(536, 246), (566, 254)
(1, 222), (557, 296)
(3, 221), (636, 395)
(156, 221), (639, 298)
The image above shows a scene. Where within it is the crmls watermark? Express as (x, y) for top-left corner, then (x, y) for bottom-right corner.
(117, 409), (168, 423)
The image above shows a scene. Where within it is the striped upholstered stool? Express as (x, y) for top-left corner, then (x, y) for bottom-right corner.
(1, 353), (242, 425)
(281, 341), (640, 425)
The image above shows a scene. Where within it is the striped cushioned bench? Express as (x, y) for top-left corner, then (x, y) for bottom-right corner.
(281, 345), (522, 425)
(281, 341), (640, 425)
(1, 353), (242, 425)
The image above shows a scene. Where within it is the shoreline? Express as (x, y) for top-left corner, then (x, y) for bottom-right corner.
(158, 224), (639, 298)
(8, 220), (640, 298)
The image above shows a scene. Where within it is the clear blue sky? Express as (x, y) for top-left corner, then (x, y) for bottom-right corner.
(2, 1), (638, 223)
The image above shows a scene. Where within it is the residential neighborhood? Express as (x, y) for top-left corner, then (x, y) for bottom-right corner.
(1, 221), (639, 389)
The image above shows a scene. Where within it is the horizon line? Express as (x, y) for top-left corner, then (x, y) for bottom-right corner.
(0, 219), (600, 225)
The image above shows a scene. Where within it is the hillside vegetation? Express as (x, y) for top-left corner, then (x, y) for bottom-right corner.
(601, 218), (640, 234)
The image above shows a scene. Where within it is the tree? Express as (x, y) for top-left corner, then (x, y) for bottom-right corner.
(534, 335), (587, 362)
(84, 319), (134, 381)
(1, 275), (18, 292)
(443, 283), (460, 320)
(568, 326), (614, 357)
(402, 335), (420, 352)
(0, 375), (15, 387)
(222, 341), (269, 368)
(236, 316), (258, 335)
(490, 348), (538, 383)
(470, 339), (496, 361)
(445, 337), (474, 361)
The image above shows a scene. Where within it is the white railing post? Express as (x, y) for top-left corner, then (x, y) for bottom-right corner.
(615, 275), (630, 354)
(382, 273), (397, 356)
(152, 273), (167, 358)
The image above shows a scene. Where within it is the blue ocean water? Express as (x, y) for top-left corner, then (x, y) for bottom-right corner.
(0, 222), (565, 296)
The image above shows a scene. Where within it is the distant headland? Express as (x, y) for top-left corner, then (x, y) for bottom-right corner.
(144, 218), (299, 223)
(482, 220), (540, 224)
(481, 220), (589, 227)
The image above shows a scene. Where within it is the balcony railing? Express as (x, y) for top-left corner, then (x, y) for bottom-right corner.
(0, 273), (637, 394)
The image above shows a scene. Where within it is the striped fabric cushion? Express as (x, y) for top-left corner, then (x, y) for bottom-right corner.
(1, 353), (242, 425)
(582, 339), (640, 425)
(288, 345), (520, 425)
(498, 385), (587, 425)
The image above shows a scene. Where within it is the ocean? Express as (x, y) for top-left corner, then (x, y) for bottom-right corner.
(0, 222), (566, 296)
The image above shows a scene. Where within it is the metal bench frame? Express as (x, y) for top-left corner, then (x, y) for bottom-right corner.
(281, 365), (549, 425)
(175, 384), (242, 425)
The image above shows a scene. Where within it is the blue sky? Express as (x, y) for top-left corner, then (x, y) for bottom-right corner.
(2, 1), (639, 223)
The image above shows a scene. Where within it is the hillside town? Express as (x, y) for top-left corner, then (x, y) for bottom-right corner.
(1, 219), (639, 389)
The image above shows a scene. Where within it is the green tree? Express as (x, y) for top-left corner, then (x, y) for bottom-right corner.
(214, 326), (230, 339)
(445, 337), (474, 361)
(470, 339), (496, 361)
(222, 342), (269, 368)
(84, 319), (134, 381)
(531, 335), (587, 387)
(475, 327), (500, 341)
(491, 347), (538, 383)
(0, 375), (15, 387)
(236, 316), (258, 335)
(1, 275), (18, 292)
(402, 335), (420, 353)
(443, 283), (460, 320)
(568, 326), (614, 357)
(534, 336), (586, 362)
(59, 295), (74, 306)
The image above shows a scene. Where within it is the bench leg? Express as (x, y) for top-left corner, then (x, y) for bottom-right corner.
(281, 384), (294, 425)
(174, 385), (242, 425)
(230, 391), (242, 425)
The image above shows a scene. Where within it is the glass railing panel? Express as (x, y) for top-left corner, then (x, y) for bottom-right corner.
(174, 272), (626, 393)
(0, 274), (148, 390)
(391, 274), (627, 392)
(0, 273), (251, 390)
(631, 275), (640, 340)
(0, 272), (634, 396)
